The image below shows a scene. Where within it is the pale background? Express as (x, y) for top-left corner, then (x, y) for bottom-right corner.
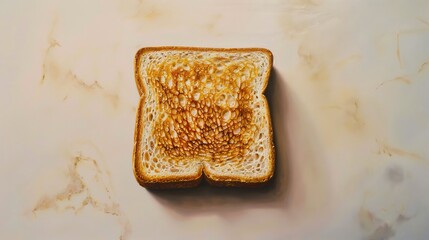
(1, 0), (429, 239)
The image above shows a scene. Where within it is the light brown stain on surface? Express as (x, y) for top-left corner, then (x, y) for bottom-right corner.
(359, 208), (412, 240)
(133, 6), (163, 22)
(32, 154), (131, 240)
(396, 33), (403, 68)
(205, 14), (222, 35)
(297, 44), (317, 68)
(310, 66), (330, 82)
(279, 0), (331, 39)
(40, 17), (61, 84)
(105, 92), (121, 109)
(40, 17), (60, 84)
(40, 40), (61, 84)
(376, 76), (412, 90)
(284, 5), (370, 137)
(279, 1), (336, 86)
(296, 43), (332, 84)
(418, 61), (429, 74)
(376, 139), (425, 162)
(295, 0), (321, 6)
(128, 0), (168, 24)
(368, 224), (395, 240)
(38, 19), (130, 112)
(335, 55), (362, 69)
(142, 7), (162, 20)
(325, 98), (365, 132)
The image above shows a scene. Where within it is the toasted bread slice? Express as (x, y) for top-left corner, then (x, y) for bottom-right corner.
(133, 47), (274, 189)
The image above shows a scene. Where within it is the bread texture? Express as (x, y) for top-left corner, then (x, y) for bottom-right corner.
(133, 47), (274, 189)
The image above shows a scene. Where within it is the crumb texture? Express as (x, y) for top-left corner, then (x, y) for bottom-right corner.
(138, 49), (272, 180)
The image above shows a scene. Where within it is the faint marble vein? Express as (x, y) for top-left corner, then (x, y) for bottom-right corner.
(395, 27), (429, 69)
(40, 17), (60, 84)
(38, 41), (124, 110)
(416, 17), (429, 27)
(67, 71), (103, 90)
(65, 71), (123, 109)
(32, 153), (131, 240)
(376, 76), (411, 90)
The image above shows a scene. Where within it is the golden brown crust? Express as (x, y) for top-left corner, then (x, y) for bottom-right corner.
(133, 46), (274, 189)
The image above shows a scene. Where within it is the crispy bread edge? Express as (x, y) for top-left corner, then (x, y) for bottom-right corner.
(133, 49), (203, 189)
(133, 46), (275, 189)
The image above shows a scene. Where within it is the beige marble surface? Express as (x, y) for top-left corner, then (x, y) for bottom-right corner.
(2, 0), (429, 239)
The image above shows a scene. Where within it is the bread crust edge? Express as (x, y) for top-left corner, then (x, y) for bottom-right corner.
(133, 46), (275, 189)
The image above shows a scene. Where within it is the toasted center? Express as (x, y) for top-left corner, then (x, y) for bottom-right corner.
(147, 56), (258, 161)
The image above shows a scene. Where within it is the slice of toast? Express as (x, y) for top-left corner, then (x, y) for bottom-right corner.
(133, 47), (274, 189)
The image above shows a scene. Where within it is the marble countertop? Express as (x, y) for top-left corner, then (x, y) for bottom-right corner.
(2, 0), (429, 239)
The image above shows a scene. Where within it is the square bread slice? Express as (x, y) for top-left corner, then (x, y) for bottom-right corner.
(133, 47), (275, 189)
